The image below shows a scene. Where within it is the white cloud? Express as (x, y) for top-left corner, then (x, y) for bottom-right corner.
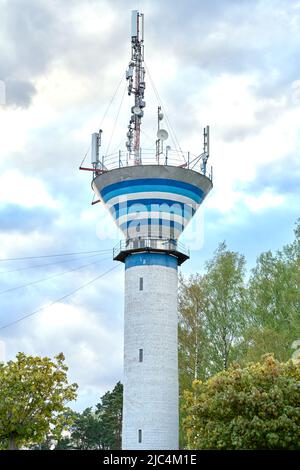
(244, 190), (285, 213)
(196, 74), (300, 216)
(0, 170), (58, 209)
(69, 2), (115, 36)
(0, 230), (54, 259)
(34, 66), (96, 112)
(206, 187), (244, 214)
(2, 301), (123, 408)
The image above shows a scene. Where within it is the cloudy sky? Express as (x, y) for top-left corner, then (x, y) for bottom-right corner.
(0, 0), (300, 410)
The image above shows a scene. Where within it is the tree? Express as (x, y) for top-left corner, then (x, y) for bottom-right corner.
(183, 354), (300, 450)
(179, 219), (300, 447)
(67, 407), (104, 450)
(178, 243), (248, 448)
(0, 352), (77, 449)
(202, 242), (248, 371)
(179, 242), (248, 382)
(32, 382), (123, 450)
(178, 273), (210, 448)
(96, 381), (123, 449)
(237, 326), (291, 364)
(178, 273), (209, 389)
(242, 220), (300, 363)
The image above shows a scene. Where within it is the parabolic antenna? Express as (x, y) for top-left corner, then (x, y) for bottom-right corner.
(133, 106), (142, 115)
(157, 129), (169, 141)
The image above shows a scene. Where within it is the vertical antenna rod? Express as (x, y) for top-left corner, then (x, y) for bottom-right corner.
(201, 125), (210, 175)
(126, 10), (145, 165)
(91, 129), (102, 175)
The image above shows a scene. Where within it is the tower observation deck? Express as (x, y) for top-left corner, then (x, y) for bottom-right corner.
(82, 10), (213, 450)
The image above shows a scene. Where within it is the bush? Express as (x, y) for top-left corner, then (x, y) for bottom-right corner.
(183, 354), (300, 449)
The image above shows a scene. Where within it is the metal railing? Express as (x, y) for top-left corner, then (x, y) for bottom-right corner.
(113, 237), (190, 259)
(96, 148), (212, 181)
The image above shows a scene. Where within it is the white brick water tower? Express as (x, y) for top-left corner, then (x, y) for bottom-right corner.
(83, 11), (212, 450)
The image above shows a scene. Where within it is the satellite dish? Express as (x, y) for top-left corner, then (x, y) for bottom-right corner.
(157, 129), (169, 141)
(158, 111), (164, 121)
(133, 106), (142, 115)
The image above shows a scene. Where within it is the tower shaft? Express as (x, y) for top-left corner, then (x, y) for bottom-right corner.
(122, 253), (179, 450)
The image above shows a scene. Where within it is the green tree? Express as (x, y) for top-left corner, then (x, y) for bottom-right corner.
(179, 242), (248, 382)
(32, 382), (123, 450)
(242, 220), (300, 362)
(96, 381), (123, 449)
(67, 407), (104, 450)
(178, 273), (209, 389)
(0, 352), (77, 450)
(178, 243), (248, 447)
(179, 219), (300, 447)
(183, 354), (300, 450)
(202, 242), (247, 371)
(178, 273), (210, 448)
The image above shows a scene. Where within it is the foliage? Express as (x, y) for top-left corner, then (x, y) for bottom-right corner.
(202, 242), (248, 371)
(243, 220), (300, 362)
(178, 272), (209, 389)
(179, 221), (300, 383)
(179, 221), (300, 447)
(179, 243), (247, 385)
(60, 407), (104, 450)
(96, 381), (123, 450)
(178, 242), (247, 447)
(178, 272), (211, 448)
(183, 354), (300, 450)
(0, 352), (77, 450)
(34, 381), (123, 450)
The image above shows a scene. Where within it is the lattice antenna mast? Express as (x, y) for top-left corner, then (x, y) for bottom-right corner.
(126, 10), (145, 165)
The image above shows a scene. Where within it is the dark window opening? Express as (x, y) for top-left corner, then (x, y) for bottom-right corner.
(139, 348), (143, 362)
(170, 212), (175, 239)
(159, 216), (163, 238)
(139, 277), (143, 291)
(138, 429), (142, 443)
(148, 216), (151, 238)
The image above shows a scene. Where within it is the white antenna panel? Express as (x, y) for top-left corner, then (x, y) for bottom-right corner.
(131, 10), (138, 37)
(157, 129), (169, 141)
(91, 133), (99, 164)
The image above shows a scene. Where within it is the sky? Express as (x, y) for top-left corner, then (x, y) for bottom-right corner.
(0, 0), (299, 411)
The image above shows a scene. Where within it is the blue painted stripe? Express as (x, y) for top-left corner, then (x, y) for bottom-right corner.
(110, 199), (196, 219)
(112, 207), (192, 220)
(101, 178), (204, 197)
(102, 184), (203, 204)
(125, 252), (178, 270)
(120, 218), (184, 232)
(111, 209), (193, 222)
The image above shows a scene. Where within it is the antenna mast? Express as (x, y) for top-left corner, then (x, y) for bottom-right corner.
(126, 10), (145, 165)
(201, 125), (209, 175)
